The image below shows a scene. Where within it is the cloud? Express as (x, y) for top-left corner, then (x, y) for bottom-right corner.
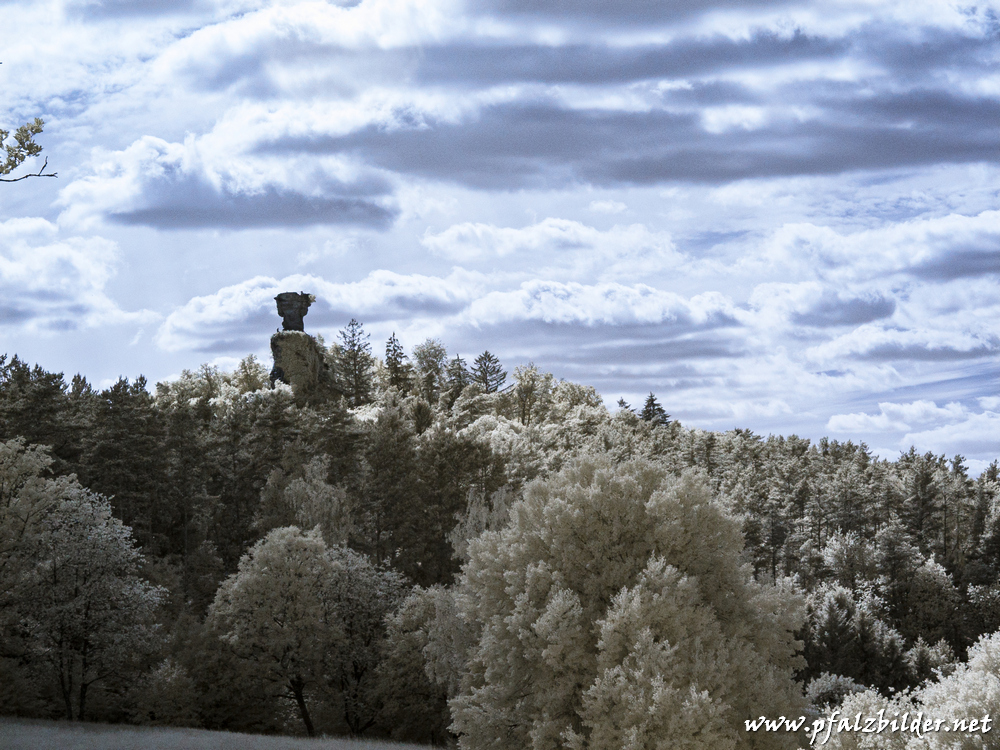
(588, 200), (627, 214)
(754, 210), (1000, 282)
(58, 135), (398, 230)
(464, 281), (736, 328)
(828, 400), (969, 433)
(412, 31), (844, 86)
(69, 0), (201, 19)
(749, 282), (898, 330)
(791, 292), (896, 327)
(829, 399), (1000, 460)
(155, 269), (484, 352)
(809, 325), (999, 362)
(467, 0), (792, 26)
(0, 217), (150, 333)
(263, 95), (1000, 189)
(420, 218), (681, 279)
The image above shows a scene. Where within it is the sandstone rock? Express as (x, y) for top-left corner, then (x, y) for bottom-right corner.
(269, 331), (334, 403)
(274, 291), (315, 332)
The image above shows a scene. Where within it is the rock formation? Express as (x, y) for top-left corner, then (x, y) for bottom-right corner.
(269, 292), (335, 403)
(274, 291), (315, 332)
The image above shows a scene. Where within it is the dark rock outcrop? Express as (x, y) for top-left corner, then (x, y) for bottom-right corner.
(269, 292), (335, 403)
(274, 291), (315, 332)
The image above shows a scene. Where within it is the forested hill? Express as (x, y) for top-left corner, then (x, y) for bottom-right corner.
(1, 326), (998, 745)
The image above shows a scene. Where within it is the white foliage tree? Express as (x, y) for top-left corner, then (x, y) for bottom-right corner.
(208, 526), (337, 737)
(286, 456), (353, 545)
(0, 438), (67, 612)
(208, 526), (407, 737)
(912, 630), (1000, 750)
(19, 491), (165, 720)
(451, 457), (807, 750)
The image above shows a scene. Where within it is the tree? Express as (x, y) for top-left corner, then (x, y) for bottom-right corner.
(0, 439), (72, 615)
(18, 491), (165, 721)
(376, 586), (454, 744)
(471, 351), (506, 394)
(0, 354), (87, 475)
(443, 355), (471, 408)
(208, 527), (407, 737)
(512, 364), (553, 426)
(357, 405), (418, 566)
(0, 117), (57, 182)
(413, 339), (448, 402)
(207, 526), (338, 737)
(451, 458), (806, 750)
(80, 376), (167, 550)
(640, 392), (670, 426)
(338, 319), (374, 407)
(323, 544), (408, 736)
(384, 333), (412, 393)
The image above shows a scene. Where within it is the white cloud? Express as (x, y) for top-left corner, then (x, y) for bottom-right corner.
(155, 269), (485, 351)
(807, 324), (998, 363)
(421, 218), (682, 279)
(0, 217), (151, 333)
(827, 399), (1000, 465)
(828, 400), (969, 433)
(588, 199), (627, 214)
(464, 280), (734, 327)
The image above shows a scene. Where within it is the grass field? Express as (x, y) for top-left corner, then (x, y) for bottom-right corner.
(0, 718), (436, 750)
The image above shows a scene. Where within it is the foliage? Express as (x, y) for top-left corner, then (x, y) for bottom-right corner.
(207, 526), (338, 736)
(412, 339), (447, 403)
(338, 320), (374, 407)
(639, 392), (670, 426)
(0, 117), (56, 182)
(17, 492), (165, 720)
(384, 334), (413, 394)
(1, 340), (1000, 742)
(451, 458), (807, 750)
(470, 351), (506, 394)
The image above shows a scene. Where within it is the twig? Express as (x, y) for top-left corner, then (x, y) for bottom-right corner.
(0, 156), (58, 183)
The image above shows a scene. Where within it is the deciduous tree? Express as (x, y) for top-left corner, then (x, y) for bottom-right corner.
(451, 458), (807, 750)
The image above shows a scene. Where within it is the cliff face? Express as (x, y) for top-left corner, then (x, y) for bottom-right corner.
(269, 331), (335, 403)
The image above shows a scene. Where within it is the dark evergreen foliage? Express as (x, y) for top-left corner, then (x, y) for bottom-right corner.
(639, 392), (669, 425)
(337, 319), (374, 407)
(471, 350), (506, 393)
(384, 333), (412, 393)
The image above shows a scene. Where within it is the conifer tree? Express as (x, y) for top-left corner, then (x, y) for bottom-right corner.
(639, 392), (669, 426)
(384, 333), (412, 393)
(338, 319), (374, 407)
(471, 351), (506, 393)
(443, 356), (471, 408)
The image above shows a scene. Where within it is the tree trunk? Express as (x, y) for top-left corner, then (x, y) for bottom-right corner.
(290, 675), (315, 737)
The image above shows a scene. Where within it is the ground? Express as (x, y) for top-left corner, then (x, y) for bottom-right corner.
(0, 718), (435, 750)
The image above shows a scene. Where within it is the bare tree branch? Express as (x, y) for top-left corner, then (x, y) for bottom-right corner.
(0, 156), (57, 183)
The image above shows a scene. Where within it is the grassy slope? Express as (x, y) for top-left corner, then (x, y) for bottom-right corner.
(0, 718), (434, 750)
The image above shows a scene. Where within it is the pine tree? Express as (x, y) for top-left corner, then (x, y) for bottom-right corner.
(471, 351), (506, 393)
(639, 392), (669, 426)
(338, 319), (374, 407)
(443, 356), (471, 408)
(384, 333), (412, 393)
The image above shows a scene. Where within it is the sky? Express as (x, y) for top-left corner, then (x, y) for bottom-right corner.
(1, 0), (999, 472)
